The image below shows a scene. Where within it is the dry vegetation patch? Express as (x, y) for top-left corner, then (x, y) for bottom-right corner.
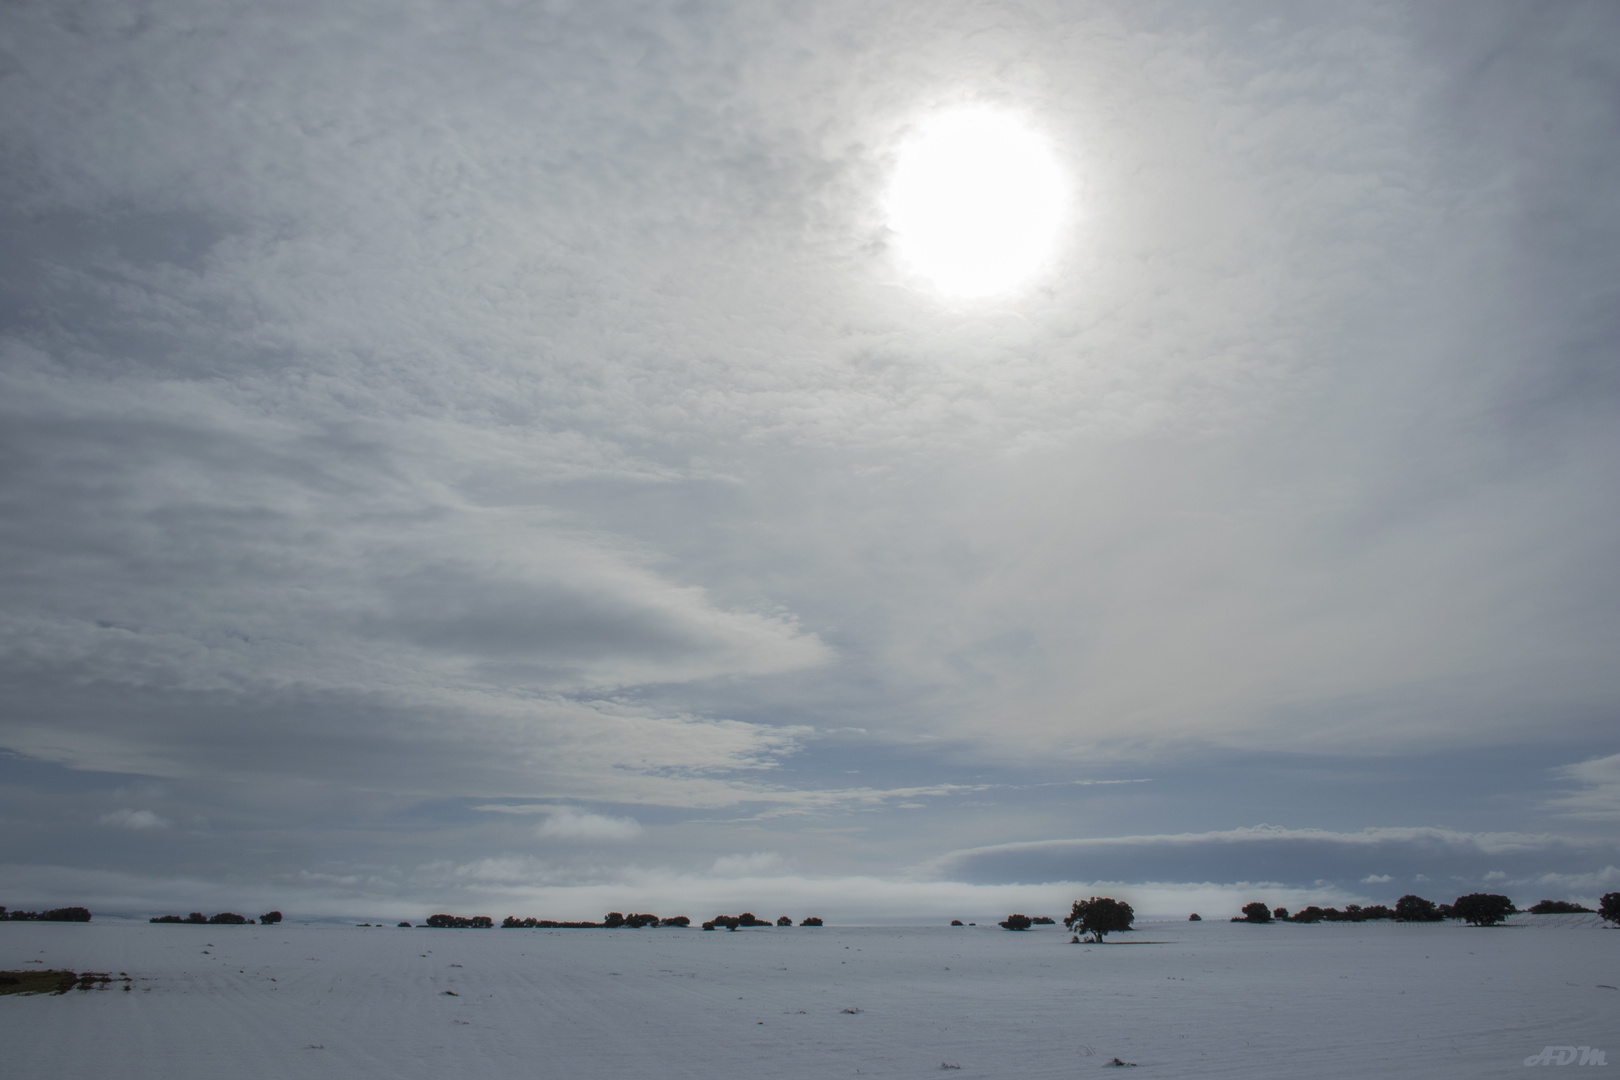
(0, 970), (128, 995)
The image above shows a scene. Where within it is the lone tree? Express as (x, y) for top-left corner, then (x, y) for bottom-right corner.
(1064, 897), (1135, 942)
(259, 911), (283, 925)
(998, 913), (1033, 931)
(1240, 902), (1272, 924)
(1394, 895), (1441, 922)
(1450, 893), (1516, 927)
(1599, 892), (1620, 926)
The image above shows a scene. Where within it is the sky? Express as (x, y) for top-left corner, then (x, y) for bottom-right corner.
(2, 0), (1617, 924)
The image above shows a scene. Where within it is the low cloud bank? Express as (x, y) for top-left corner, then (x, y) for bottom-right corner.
(926, 825), (1620, 895)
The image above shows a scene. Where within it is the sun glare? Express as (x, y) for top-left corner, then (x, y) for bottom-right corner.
(885, 107), (1068, 299)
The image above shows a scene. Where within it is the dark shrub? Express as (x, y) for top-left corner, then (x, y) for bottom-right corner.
(1600, 893), (1620, 926)
(999, 914), (1033, 931)
(621, 913), (659, 928)
(150, 915), (183, 924)
(1240, 902), (1272, 924)
(47, 907), (91, 922)
(260, 911), (283, 925)
(603, 912), (626, 928)
(1527, 900), (1594, 914)
(1188, 913), (1201, 921)
(187, 913), (208, 924)
(701, 921), (716, 930)
(1272, 907), (1289, 921)
(738, 913), (769, 927)
(1359, 905), (1395, 921)
(425, 913), (493, 928)
(660, 916), (691, 927)
(1451, 894), (1516, 927)
(1290, 906), (1325, 924)
(209, 913), (249, 925)
(398, 921), (411, 927)
(1395, 895), (1441, 922)
(776, 916), (792, 926)
(799, 917), (823, 926)
(1065, 897), (1135, 942)
(1031, 916), (1056, 925)
(950, 920), (964, 926)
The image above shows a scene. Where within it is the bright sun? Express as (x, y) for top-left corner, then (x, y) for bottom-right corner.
(885, 107), (1068, 299)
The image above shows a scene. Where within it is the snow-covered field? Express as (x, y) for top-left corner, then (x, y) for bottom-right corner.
(3, 917), (1614, 1078)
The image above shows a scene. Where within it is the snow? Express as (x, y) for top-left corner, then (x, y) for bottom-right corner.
(3, 918), (1615, 1078)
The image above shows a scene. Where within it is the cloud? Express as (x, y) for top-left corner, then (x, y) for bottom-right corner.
(712, 852), (789, 878)
(536, 811), (643, 842)
(97, 808), (169, 831)
(1546, 754), (1620, 820)
(927, 826), (1620, 893)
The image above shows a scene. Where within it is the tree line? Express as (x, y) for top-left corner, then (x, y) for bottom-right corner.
(0, 906), (91, 922)
(420, 911), (826, 929)
(1229, 892), (1620, 927)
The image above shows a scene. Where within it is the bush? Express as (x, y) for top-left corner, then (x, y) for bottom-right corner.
(1598, 893), (1619, 926)
(799, 917), (823, 927)
(1451, 894), (1516, 927)
(1272, 907), (1289, 921)
(776, 916), (792, 926)
(398, 921), (412, 927)
(1064, 897), (1135, 942)
(209, 913), (250, 925)
(998, 914), (1033, 931)
(1188, 913), (1201, 921)
(660, 916), (691, 927)
(1030, 916), (1056, 925)
(0, 907), (91, 922)
(950, 920), (964, 926)
(150, 915), (183, 924)
(187, 913), (208, 924)
(1240, 902), (1272, 924)
(425, 914), (493, 928)
(1527, 900), (1594, 914)
(1395, 895), (1442, 922)
(603, 912), (625, 928)
(260, 911), (283, 925)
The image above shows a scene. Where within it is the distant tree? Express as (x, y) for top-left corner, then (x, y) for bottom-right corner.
(1451, 894), (1516, 927)
(187, 912), (208, 924)
(1598, 893), (1620, 926)
(621, 913), (659, 928)
(1030, 916), (1056, 925)
(660, 916), (691, 927)
(1290, 906), (1325, 924)
(398, 922), (412, 928)
(1064, 897), (1135, 943)
(1527, 900), (1594, 914)
(426, 913), (494, 928)
(150, 915), (183, 924)
(1187, 913), (1201, 922)
(950, 920), (964, 926)
(259, 911), (283, 925)
(1394, 895), (1441, 922)
(999, 914), (1033, 931)
(799, 917), (823, 927)
(701, 921), (716, 930)
(603, 912), (626, 928)
(1240, 902), (1272, 924)
(209, 912), (249, 925)
(1272, 907), (1289, 921)
(776, 916), (792, 926)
